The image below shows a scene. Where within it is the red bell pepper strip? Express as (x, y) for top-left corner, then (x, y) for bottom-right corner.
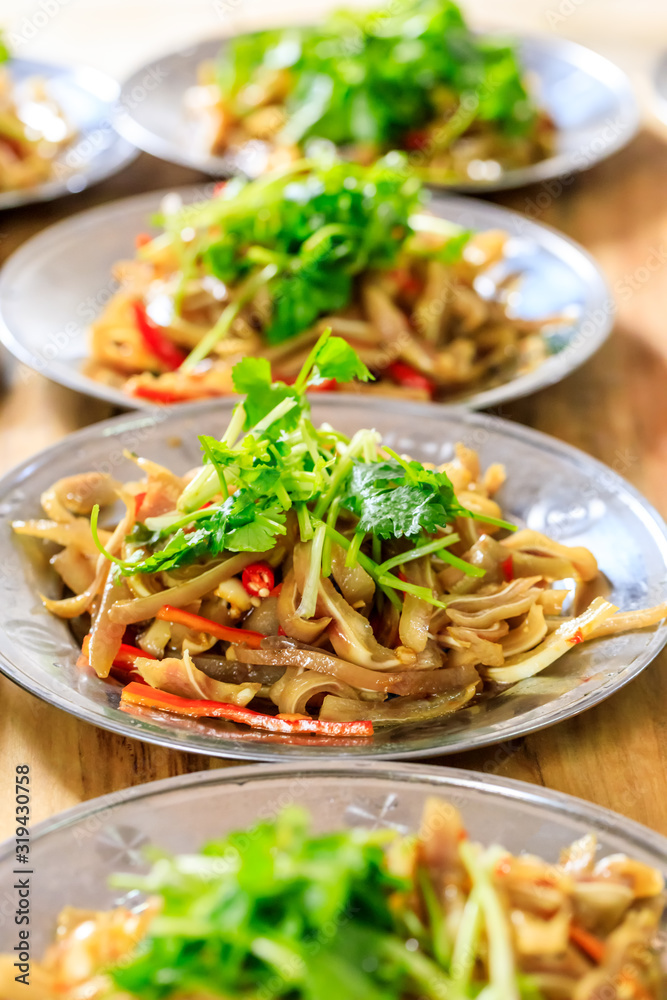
(132, 302), (187, 371)
(242, 561), (275, 598)
(387, 360), (435, 397)
(501, 555), (514, 582)
(119, 682), (374, 736)
(569, 924), (605, 964)
(155, 605), (265, 649)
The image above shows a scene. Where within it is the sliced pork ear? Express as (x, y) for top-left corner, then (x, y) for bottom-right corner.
(124, 452), (185, 519)
(50, 548), (96, 596)
(418, 796), (466, 875)
(274, 669), (359, 716)
(46, 472), (121, 517)
(572, 910), (664, 1000)
(277, 567), (331, 643)
(135, 649), (260, 706)
(571, 882), (634, 936)
(330, 543), (375, 608)
(445, 577), (543, 629)
(501, 529), (598, 583)
(559, 833), (598, 875)
(500, 605), (547, 657)
(442, 626), (504, 668)
(317, 576), (413, 670)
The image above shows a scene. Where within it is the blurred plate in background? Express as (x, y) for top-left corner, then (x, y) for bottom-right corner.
(0, 59), (136, 211)
(114, 34), (638, 192)
(1, 762), (665, 954)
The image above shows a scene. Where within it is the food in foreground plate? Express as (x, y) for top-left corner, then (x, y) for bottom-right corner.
(87, 156), (561, 404)
(12, 335), (667, 738)
(0, 34), (71, 192)
(190, 0), (554, 183)
(0, 800), (664, 998)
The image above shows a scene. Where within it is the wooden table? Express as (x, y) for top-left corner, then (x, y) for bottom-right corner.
(2, 122), (667, 839)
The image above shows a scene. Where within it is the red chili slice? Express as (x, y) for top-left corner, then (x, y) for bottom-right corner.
(501, 555), (514, 582)
(132, 302), (187, 371)
(387, 360), (435, 397)
(242, 562), (275, 598)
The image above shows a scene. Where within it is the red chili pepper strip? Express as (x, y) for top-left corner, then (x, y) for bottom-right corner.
(501, 554), (514, 582)
(568, 628), (584, 645)
(155, 605), (265, 649)
(569, 924), (605, 964)
(270, 583), (283, 598)
(387, 360), (435, 397)
(132, 302), (187, 371)
(130, 384), (197, 404)
(119, 682), (373, 737)
(242, 561), (275, 597)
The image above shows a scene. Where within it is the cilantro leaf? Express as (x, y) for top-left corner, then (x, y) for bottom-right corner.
(306, 331), (373, 386)
(341, 457), (468, 539)
(219, 0), (537, 151)
(232, 357), (300, 430)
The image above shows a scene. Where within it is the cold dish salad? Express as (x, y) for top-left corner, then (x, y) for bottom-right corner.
(1, 801), (664, 999)
(190, 0), (554, 184)
(87, 157), (558, 404)
(0, 34), (71, 192)
(13, 334), (667, 739)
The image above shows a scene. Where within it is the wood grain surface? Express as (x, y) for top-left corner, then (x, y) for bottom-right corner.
(1, 120), (667, 838)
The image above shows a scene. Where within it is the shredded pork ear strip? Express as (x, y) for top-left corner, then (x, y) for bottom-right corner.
(12, 423), (667, 732)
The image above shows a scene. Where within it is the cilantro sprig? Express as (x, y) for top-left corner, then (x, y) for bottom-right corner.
(108, 808), (465, 1000)
(151, 157), (424, 364)
(92, 331), (514, 610)
(217, 0), (537, 152)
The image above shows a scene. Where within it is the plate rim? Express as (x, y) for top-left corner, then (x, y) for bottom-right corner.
(113, 30), (639, 193)
(0, 397), (665, 762)
(1, 761), (665, 864)
(0, 56), (137, 212)
(0, 182), (613, 412)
